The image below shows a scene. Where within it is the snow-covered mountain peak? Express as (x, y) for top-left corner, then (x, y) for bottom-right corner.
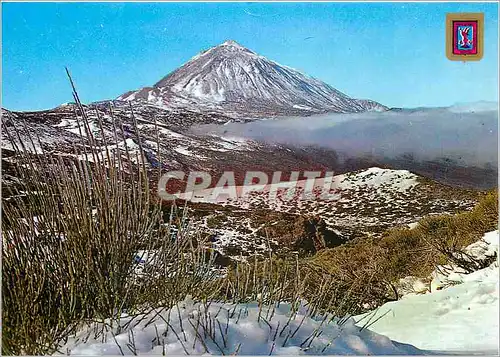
(209, 40), (258, 58)
(219, 39), (248, 49)
(118, 41), (387, 117)
(184, 40), (257, 65)
(222, 39), (237, 45)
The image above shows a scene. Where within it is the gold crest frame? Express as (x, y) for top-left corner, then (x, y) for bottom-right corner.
(446, 13), (484, 61)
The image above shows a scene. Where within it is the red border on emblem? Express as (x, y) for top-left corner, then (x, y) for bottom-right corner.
(452, 21), (478, 55)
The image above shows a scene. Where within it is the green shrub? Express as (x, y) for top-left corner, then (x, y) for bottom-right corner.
(309, 189), (498, 306)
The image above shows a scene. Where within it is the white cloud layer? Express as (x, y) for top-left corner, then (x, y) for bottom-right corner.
(192, 102), (498, 168)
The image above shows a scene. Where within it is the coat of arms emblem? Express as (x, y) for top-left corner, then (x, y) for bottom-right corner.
(446, 13), (484, 61)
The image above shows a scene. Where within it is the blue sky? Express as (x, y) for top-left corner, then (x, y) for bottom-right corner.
(2, 2), (498, 111)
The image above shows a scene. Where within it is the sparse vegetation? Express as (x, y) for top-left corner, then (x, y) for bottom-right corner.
(1, 80), (223, 355)
(310, 190), (498, 305)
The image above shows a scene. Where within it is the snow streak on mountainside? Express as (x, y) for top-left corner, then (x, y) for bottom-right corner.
(117, 40), (387, 117)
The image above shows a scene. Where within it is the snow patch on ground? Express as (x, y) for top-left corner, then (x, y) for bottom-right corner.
(356, 230), (499, 353)
(60, 298), (422, 355)
(430, 230), (499, 292)
(180, 168), (419, 215)
(407, 222), (419, 229)
(174, 146), (207, 159)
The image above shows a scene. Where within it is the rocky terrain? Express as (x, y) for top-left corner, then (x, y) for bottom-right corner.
(181, 167), (480, 258)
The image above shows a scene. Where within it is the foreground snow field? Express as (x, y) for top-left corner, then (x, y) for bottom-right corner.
(355, 230), (499, 354)
(59, 231), (499, 355)
(60, 300), (422, 355)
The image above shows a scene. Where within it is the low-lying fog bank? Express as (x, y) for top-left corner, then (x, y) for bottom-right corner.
(191, 102), (498, 170)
